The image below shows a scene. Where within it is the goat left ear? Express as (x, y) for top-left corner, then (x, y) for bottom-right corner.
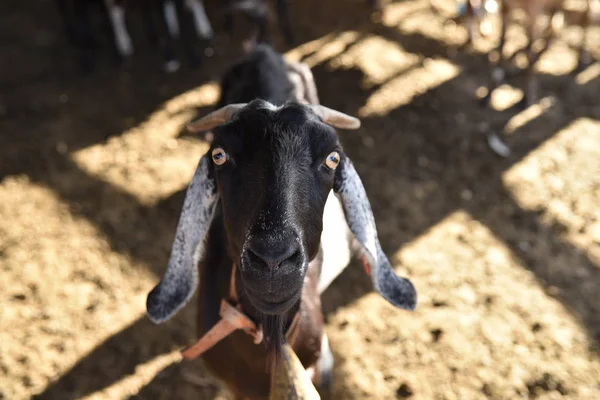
(334, 157), (417, 311)
(146, 154), (219, 323)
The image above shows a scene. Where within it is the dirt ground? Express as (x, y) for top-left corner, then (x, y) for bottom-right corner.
(1, 0), (600, 399)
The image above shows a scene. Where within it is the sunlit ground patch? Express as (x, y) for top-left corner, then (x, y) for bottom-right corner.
(70, 83), (218, 204)
(503, 117), (600, 261)
(326, 36), (421, 88)
(359, 58), (459, 117)
(327, 210), (600, 399)
(504, 96), (556, 133)
(285, 31), (362, 66)
(0, 178), (157, 398)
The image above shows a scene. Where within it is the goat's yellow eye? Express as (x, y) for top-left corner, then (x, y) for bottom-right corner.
(324, 151), (340, 170)
(212, 147), (228, 166)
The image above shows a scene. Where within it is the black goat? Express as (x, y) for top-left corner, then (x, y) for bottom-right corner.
(55, 0), (190, 71)
(215, 44), (295, 108)
(55, 0), (289, 72)
(223, 0), (296, 45)
(146, 44), (417, 399)
(54, 0), (216, 72)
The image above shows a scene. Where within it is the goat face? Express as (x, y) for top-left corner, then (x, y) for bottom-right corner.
(146, 100), (416, 333)
(211, 100), (338, 314)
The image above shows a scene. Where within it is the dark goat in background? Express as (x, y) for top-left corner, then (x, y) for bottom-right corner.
(222, 0), (296, 45)
(54, 0), (207, 71)
(53, 0), (280, 72)
(214, 43), (319, 108)
(146, 44), (417, 398)
(55, 0), (212, 71)
(215, 44), (295, 108)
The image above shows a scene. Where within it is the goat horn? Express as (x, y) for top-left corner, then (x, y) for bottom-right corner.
(307, 105), (361, 130)
(187, 103), (247, 133)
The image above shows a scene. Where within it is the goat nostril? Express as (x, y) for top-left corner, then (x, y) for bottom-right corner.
(246, 242), (300, 270)
(246, 248), (269, 269)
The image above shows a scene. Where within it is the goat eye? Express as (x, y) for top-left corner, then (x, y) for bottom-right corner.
(211, 147), (228, 166)
(324, 151), (340, 170)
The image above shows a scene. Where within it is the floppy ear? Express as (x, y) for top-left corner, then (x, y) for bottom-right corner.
(334, 157), (417, 311)
(146, 154), (219, 323)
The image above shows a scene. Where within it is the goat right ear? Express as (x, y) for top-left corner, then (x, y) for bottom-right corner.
(146, 154), (219, 323)
(334, 157), (417, 311)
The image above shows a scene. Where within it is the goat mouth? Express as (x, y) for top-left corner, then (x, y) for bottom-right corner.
(245, 288), (301, 315)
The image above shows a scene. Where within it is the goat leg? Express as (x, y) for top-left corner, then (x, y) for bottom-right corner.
(368, 0), (384, 11)
(518, 6), (558, 109)
(186, 0), (215, 40)
(140, 1), (160, 46)
(517, 22), (538, 109)
(312, 333), (334, 393)
(152, 0), (182, 73)
(174, 0), (201, 67)
(463, 0), (478, 48)
(504, 8), (554, 78)
(276, 0), (295, 45)
(54, 0), (78, 46)
(104, 0), (134, 61)
(481, 1), (508, 107)
(577, 0), (593, 72)
(138, 1), (182, 73)
(72, 0), (96, 72)
(100, 0), (128, 65)
(223, 0), (235, 35)
(526, 9), (558, 66)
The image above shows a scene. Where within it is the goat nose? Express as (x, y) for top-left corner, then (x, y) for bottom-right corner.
(247, 239), (300, 270)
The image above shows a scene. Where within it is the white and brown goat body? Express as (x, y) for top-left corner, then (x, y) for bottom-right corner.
(145, 45), (417, 399)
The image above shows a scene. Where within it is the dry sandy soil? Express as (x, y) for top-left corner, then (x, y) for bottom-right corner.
(1, 0), (600, 399)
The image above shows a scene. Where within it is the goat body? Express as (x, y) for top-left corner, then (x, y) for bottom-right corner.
(215, 44), (295, 108)
(146, 44), (417, 399)
(198, 48), (330, 397)
(223, 0), (296, 45)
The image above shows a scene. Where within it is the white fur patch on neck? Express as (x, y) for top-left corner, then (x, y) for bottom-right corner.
(318, 191), (353, 294)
